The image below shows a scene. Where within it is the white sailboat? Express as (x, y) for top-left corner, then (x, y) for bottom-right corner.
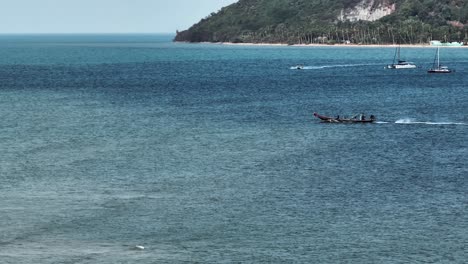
(428, 47), (452, 73)
(386, 46), (416, 69)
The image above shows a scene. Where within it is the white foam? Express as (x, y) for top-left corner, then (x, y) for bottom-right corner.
(425, 122), (466, 125)
(290, 63), (380, 70)
(395, 118), (417, 124)
(395, 118), (466, 125)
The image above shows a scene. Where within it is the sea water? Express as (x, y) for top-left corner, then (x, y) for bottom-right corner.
(0, 34), (467, 263)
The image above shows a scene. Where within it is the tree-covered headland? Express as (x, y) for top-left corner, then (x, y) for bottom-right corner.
(174, 0), (468, 45)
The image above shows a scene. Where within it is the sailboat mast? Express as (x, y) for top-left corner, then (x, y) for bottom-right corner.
(397, 46), (400, 61)
(437, 47), (440, 68)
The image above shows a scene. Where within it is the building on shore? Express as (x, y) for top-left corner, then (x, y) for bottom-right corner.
(430, 40), (464, 46)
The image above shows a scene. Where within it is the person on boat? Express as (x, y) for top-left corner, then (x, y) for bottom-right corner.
(370, 115), (375, 121)
(336, 115), (340, 120)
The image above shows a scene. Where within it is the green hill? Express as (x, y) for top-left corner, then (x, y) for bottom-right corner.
(174, 0), (468, 45)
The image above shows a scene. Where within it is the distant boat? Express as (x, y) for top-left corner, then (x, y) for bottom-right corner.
(294, 64), (304, 70)
(313, 112), (376, 123)
(428, 47), (452, 73)
(386, 46), (416, 69)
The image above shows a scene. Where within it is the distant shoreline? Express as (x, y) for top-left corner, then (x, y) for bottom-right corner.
(224, 42), (431, 48)
(178, 41), (467, 48)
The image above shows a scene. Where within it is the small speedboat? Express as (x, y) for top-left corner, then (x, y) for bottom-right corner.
(313, 112), (376, 123)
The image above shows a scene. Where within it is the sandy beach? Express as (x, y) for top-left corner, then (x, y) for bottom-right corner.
(212, 41), (467, 48)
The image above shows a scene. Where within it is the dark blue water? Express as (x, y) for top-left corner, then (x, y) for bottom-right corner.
(0, 34), (466, 263)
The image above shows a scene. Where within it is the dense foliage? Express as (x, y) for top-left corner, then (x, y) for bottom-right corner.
(174, 0), (468, 44)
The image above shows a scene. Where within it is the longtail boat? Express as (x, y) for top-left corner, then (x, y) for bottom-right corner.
(313, 112), (376, 123)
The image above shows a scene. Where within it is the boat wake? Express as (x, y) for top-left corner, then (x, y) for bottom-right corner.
(395, 118), (466, 126)
(290, 63), (380, 70)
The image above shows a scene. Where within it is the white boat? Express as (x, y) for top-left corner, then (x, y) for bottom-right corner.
(428, 47), (452, 73)
(386, 46), (416, 69)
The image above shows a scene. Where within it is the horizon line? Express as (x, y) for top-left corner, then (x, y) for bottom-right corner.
(0, 32), (176, 35)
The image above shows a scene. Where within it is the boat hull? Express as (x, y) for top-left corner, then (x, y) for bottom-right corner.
(387, 64), (417, 69)
(313, 112), (375, 123)
(428, 69), (452, 73)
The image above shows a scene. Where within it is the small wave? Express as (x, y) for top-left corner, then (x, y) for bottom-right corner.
(375, 121), (389, 124)
(395, 118), (466, 125)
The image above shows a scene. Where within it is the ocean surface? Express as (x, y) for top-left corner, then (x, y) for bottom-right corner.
(0, 34), (466, 263)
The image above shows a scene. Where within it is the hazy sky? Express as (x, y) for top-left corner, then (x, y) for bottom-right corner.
(0, 0), (238, 33)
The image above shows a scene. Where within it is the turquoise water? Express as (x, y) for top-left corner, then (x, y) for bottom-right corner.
(0, 34), (467, 263)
